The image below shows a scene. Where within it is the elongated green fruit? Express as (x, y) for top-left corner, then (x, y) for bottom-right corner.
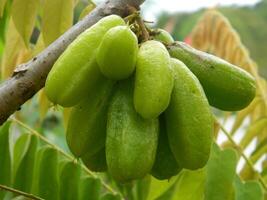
(97, 26), (138, 80)
(166, 58), (213, 170)
(106, 80), (159, 182)
(134, 40), (174, 119)
(168, 42), (256, 111)
(153, 29), (174, 44)
(81, 147), (107, 172)
(151, 115), (181, 180)
(59, 161), (81, 200)
(37, 147), (59, 200)
(66, 75), (114, 157)
(45, 15), (125, 107)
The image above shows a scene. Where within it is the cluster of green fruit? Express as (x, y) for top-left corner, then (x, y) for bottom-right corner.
(45, 15), (256, 182)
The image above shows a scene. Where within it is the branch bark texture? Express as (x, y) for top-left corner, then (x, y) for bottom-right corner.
(0, 0), (145, 125)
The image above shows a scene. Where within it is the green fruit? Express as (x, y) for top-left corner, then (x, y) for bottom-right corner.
(59, 161), (81, 200)
(134, 40), (174, 119)
(153, 29), (174, 44)
(81, 147), (107, 172)
(66, 75), (114, 157)
(106, 80), (159, 182)
(166, 58), (213, 170)
(168, 42), (256, 111)
(151, 115), (181, 180)
(96, 26), (138, 80)
(45, 15), (125, 107)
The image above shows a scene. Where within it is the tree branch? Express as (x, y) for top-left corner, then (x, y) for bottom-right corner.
(0, 0), (145, 125)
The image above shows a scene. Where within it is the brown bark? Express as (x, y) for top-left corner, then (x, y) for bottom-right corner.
(0, 0), (145, 125)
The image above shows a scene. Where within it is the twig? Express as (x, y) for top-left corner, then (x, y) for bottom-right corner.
(10, 117), (122, 197)
(136, 16), (150, 42)
(217, 119), (267, 190)
(0, 184), (43, 200)
(0, 0), (145, 125)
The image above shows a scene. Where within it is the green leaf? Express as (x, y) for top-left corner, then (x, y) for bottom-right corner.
(204, 143), (238, 200)
(134, 176), (151, 200)
(0, 121), (11, 199)
(79, 176), (101, 200)
(11, 196), (30, 200)
(13, 134), (38, 193)
(42, 0), (74, 46)
(11, 0), (39, 46)
(171, 169), (206, 200)
(234, 176), (263, 200)
(59, 161), (81, 200)
(0, 0), (7, 17)
(35, 146), (59, 200)
(147, 175), (178, 200)
(100, 193), (122, 200)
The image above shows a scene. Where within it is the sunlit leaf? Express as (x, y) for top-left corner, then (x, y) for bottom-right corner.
(42, 0), (74, 46)
(230, 97), (261, 135)
(12, 0), (39, 46)
(13, 134), (38, 193)
(234, 176), (263, 200)
(38, 89), (51, 119)
(239, 117), (267, 148)
(0, 0), (7, 17)
(78, 3), (96, 21)
(1, 18), (25, 79)
(79, 176), (101, 200)
(32, 33), (45, 56)
(59, 161), (81, 200)
(171, 169), (206, 200)
(63, 108), (71, 130)
(147, 175), (178, 200)
(0, 121), (11, 199)
(204, 143), (238, 200)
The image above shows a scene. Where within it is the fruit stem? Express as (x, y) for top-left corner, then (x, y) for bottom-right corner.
(136, 16), (150, 42)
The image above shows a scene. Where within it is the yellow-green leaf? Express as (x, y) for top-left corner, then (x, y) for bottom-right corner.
(78, 3), (96, 21)
(12, 0), (39, 46)
(0, 0), (7, 17)
(38, 89), (51, 119)
(33, 33), (45, 56)
(42, 0), (74, 46)
(230, 97), (260, 135)
(171, 169), (206, 200)
(240, 117), (267, 148)
(1, 18), (25, 79)
(147, 175), (179, 200)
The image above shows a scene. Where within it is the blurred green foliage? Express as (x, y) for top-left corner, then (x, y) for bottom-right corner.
(156, 0), (267, 77)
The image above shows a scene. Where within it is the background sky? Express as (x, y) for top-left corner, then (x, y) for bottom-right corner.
(94, 0), (261, 21)
(141, 0), (261, 21)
